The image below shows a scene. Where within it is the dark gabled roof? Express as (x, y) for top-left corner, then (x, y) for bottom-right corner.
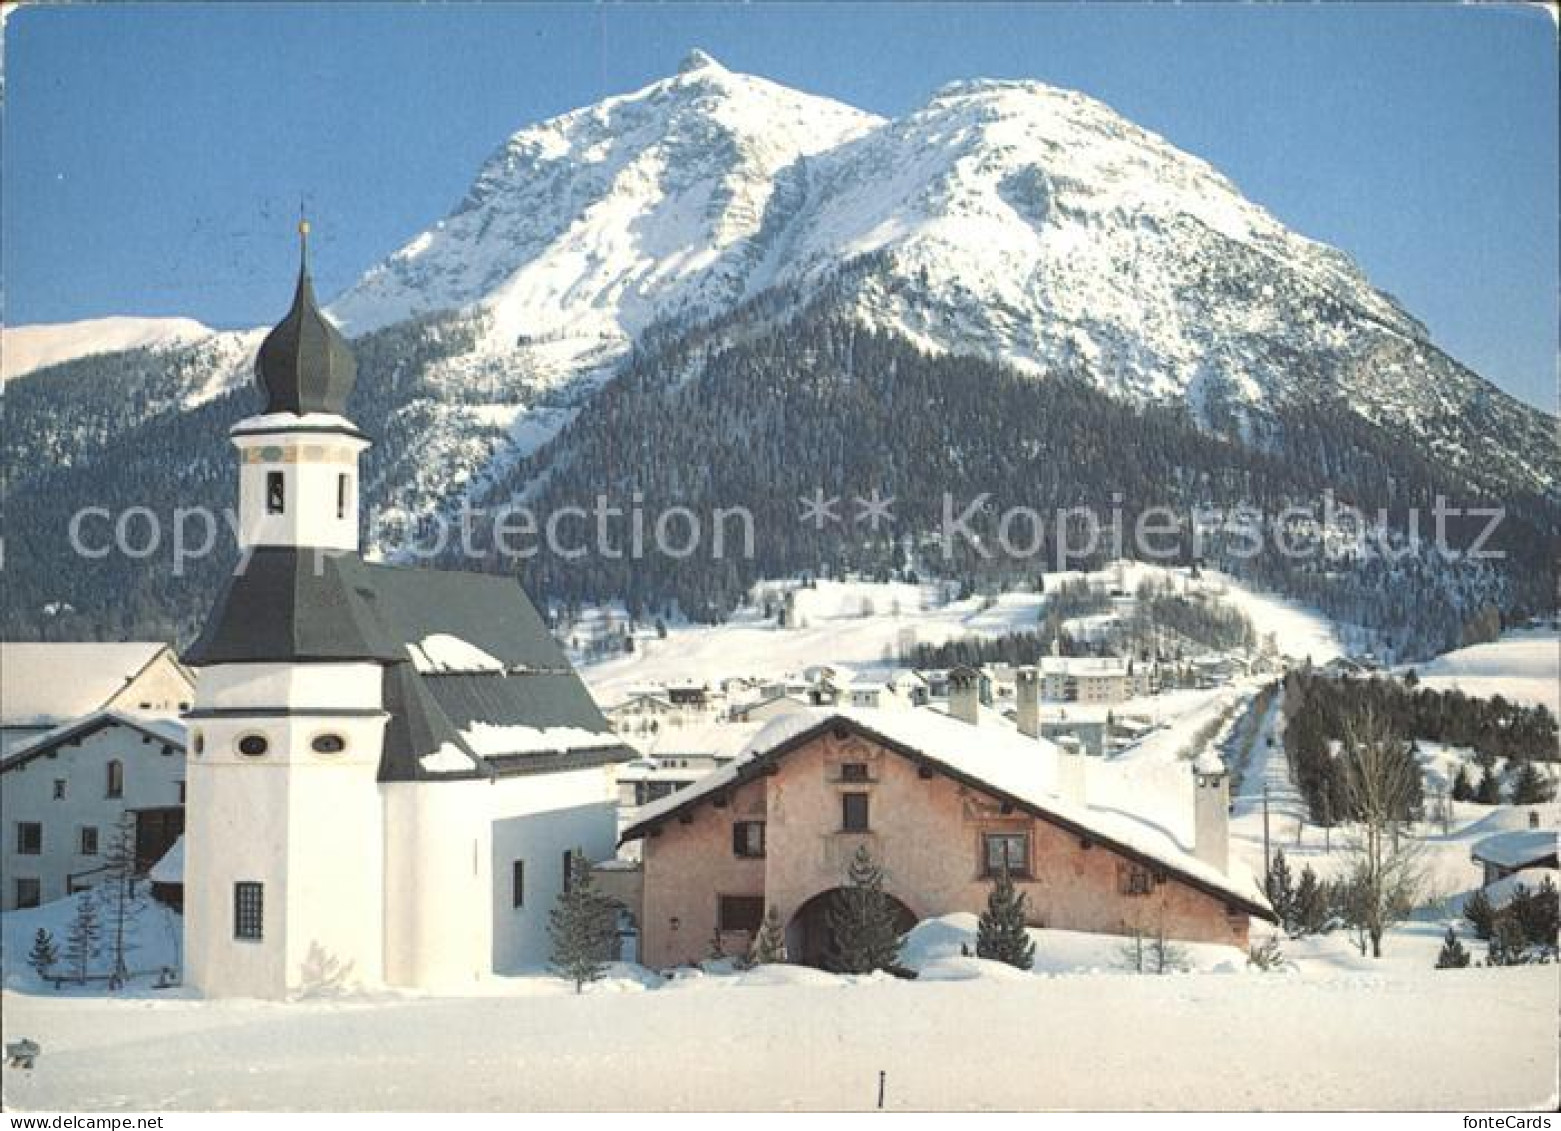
(183, 548), (404, 667)
(621, 713), (1275, 922)
(254, 234), (358, 416)
(186, 547), (632, 782)
(0, 711), (185, 775)
(357, 563), (575, 672)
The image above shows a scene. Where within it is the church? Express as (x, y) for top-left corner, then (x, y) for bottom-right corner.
(181, 227), (632, 999)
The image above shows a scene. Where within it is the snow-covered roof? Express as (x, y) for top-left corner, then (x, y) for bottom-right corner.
(230, 411), (362, 435)
(1039, 656), (1128, 677)
(630, 718), (767, 761)
(1471, 829), (1559, 870)
(622, 707), (1272, 918)
(0, 642), (179, 726)
(0, 710), (186, 773)
(406, 633), (508, 674)
(1483, 867), (1559, 908)
(149, 836), (184, 884)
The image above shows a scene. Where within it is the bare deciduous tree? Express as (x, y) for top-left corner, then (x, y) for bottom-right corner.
(1339, 708), (1424, 958)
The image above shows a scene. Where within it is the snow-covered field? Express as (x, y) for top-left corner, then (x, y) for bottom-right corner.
(4, 904), (1557, 1112)
(1408, 627), (1560, 716)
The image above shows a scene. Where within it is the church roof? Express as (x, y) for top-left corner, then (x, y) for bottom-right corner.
(183, 548), (404, 666)
(253, 226), (358, 416)
(184, 549), (632, 782)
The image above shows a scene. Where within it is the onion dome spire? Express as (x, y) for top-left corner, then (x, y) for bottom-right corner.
(254, 218), (358, 416)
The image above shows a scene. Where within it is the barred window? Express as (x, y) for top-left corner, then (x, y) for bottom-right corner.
(983, 833), (1030, 877)
(1120, 863), (1153, 897)
(234, 882), (264, 941)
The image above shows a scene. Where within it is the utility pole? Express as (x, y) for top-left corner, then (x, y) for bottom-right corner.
(1262, 783), (1271, 880)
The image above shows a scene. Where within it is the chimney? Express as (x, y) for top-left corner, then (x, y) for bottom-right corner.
(1016, 666), (1040, 738)
(949, 666), (981, 727)
(1192, 751), (1229, 874)
(1055, 736), (1086, 806)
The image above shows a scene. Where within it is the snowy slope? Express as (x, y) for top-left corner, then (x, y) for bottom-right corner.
(330, 50), (881, 353)
(322, 54), (1554, 502)
(2, 316), (213, 382)
(1406, 628), (1560, 716)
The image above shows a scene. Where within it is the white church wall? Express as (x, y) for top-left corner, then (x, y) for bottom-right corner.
(488, 766), (620, 975)
(195, 663), (384, 714)
(184, 711), (387, 999)
(381, 765), (618, 987)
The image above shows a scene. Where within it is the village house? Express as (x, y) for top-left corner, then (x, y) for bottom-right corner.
(1470, 824), (1559, 888)
(0, 642), (194, 755)
(0, 712), (188, 911)
(1038, 655), (1159, 703)
(617, 706), (1272, 969)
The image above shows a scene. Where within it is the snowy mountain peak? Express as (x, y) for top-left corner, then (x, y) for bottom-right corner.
(677, 48), (724, 75)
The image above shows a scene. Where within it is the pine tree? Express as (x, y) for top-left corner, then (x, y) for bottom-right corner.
(100, 813), (149, 989)
(825, 845), (903, 975)
(63, 892), (102, 984)
(1435, 926), (1471, 969)
(1463, 887), (1496, 940)
(1486, 913), (1529, 966)
(1293, 864), (1328, 937)
(547, 849), (618, 993)
(27, 928), (60, 981)
(1247, 932), (1286, 971)
(1150, 926), (1189, 974)
(976, 866), (1036, 970)
(1509, 761), (1554, 805)
(1474, 765), (1502, 805)
(750, 905), (788, 965)
(1450, 765), (1473, 803)
(1265, 849), (1296, 932)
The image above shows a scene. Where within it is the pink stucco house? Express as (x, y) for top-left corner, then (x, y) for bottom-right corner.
(617, 708), (1274, 969)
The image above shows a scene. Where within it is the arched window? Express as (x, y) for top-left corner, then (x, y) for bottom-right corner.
(106, 759), (124, 799)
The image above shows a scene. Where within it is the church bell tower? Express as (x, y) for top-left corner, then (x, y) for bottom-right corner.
(182, 223), (398, 999)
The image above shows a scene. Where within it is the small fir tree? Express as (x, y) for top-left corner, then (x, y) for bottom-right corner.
(1149, 926), (1190, 975)
(975, 866), (1036, 971)
(63, 891), (102, 984)
(100, 813), (149, 989)
(1435, 926), (1471, 969)
(1474, 766), (1502, 805)
(547, 849), (618, 993)
(1486, 913), (1529, 967)
(27, 929), (60, 981)
(1293, 865), (1328, 937)
(1509, 761), (1554, 805)
(750, 905), (788, 965)
(1246, 932), (1286, 972)
(825, 845), (903, 975)
(1463, 887), (1496, 940)
(1507, 877), (1560, 950)
(1450, 765), (1473, 803)
(1265, 850), (1296, 932)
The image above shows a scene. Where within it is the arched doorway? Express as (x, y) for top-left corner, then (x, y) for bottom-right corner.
(785, 888), (918, 970)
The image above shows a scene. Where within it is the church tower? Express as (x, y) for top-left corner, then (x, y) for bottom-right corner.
(183, 224), (399, 999)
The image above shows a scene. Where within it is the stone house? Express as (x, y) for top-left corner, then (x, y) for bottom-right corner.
(619, 709), (1272, 969)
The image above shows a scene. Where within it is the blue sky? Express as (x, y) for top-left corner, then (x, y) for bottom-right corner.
(3, 3), (1555, 409)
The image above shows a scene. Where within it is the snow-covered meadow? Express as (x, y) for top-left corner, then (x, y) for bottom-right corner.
(3, 904), (1557, 1111)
